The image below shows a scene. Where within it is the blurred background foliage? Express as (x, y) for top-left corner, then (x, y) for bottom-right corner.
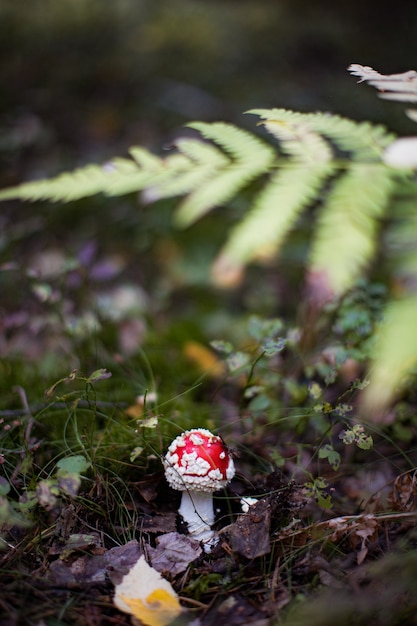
(0, 0), (417, 395)
(1, 0), (417, 171)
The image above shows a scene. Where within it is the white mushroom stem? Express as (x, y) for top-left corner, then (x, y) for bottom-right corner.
(179, 490), (217, 551)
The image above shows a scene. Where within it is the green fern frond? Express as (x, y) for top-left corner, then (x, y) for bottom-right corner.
(359, 180), (417, 410)
(146, 162), (220, 201)
(174, 122), (276, 226)
(309, 163), (396, 295)
(250, 108), (394, 160)
(0, 153), (168, 203)
(0, 108), (399, 298)
(212, 163), (333, 280)
(209, 110), (395, 287)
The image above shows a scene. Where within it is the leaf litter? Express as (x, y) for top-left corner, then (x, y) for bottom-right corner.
(3, 399), (417, 626)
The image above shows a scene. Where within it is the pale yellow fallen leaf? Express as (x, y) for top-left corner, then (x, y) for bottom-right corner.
(114, 555), (183, 626)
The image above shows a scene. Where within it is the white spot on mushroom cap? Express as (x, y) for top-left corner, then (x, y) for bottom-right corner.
(181, 452), (211, 475)
(226, 462), (235, 481)
(189, 432), (205, 445)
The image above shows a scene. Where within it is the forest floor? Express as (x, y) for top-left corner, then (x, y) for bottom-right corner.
(1, 242), (417, 626)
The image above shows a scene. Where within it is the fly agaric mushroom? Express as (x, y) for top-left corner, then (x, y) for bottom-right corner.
(164, 428), (235, 552)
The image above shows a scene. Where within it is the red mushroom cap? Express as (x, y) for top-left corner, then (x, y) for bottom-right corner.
(164, 428), (235, 493)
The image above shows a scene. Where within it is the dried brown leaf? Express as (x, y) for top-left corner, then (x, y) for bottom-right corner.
(326, 514), (379, 564)
(148, 532), (202, 575)
(391, 470), (417, 511)
(48, 539), (143, 587)
(227, 498), (272, 559)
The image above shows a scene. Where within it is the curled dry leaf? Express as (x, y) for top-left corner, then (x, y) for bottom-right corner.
(227, 497), (272, 559)
(349, 64), (417, 170)
(274, 514), (380, 566)
(114, 555), (183, 626)
(326, 514), (379, 565)
(391, 470), (417, 511)
(348, 64), (417, 101)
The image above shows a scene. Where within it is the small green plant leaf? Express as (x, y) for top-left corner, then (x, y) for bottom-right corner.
(248, 393), (271, 412)
(210, 339), (234, 355)
(0, 478), (11, 497)
(87, 368), (113, 383)
(226, 351), (250, 372)
(339, 425), (373, 450)
(56, 455), (91, 474)
(318, 444), (341, 470)
(247, 316), (284, 341)
(136, 416), (159, 429)
(305, 477), (332, 509)
(308, 382), (323, 400)
(130, 446), (144, 462)
(45, 369), (78, 399)
(333, 403), (353, 417)
(0, 496), (32, 530)
(261, 337), (286, 356)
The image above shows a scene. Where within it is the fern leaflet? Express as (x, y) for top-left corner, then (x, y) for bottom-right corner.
(363, 296), (417, 412)
(212, 163), (332, 285)
(173, 122), (275, 226)
(309, 163), (396, 295)
(249, 108), (334, 161)
(251, 108), (394, 160)
(142, 138), (230, 202)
